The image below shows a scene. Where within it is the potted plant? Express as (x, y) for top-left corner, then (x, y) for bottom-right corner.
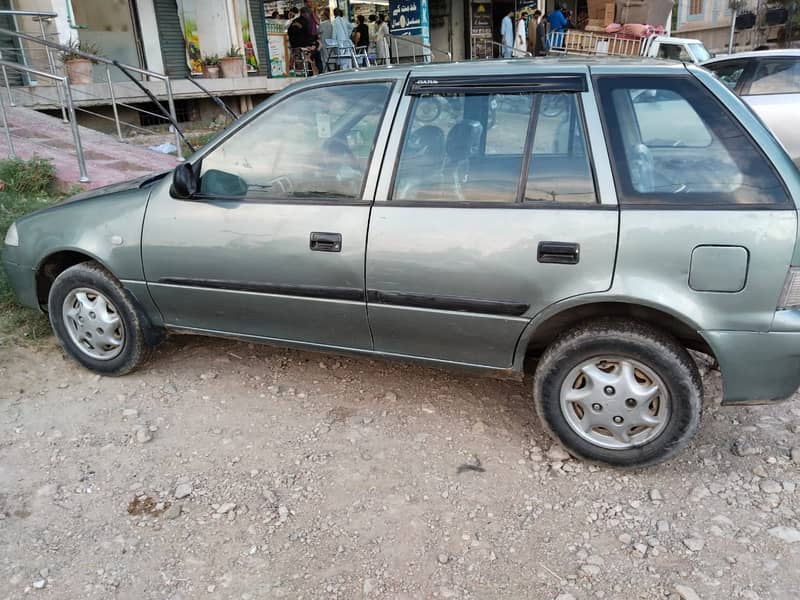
(60, 38), (100, 85)
(202, 54), (221, 79)
(220, 46), (245, 78)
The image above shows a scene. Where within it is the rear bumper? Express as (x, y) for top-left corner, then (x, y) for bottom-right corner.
(1, 250), (39, 310)
(703, 329), (800, 404)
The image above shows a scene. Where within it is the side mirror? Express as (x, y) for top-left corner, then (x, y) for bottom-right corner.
(170, 162), (199, 199)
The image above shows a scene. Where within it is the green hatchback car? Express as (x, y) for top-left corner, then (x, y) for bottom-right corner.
(4, 59), (800, 466)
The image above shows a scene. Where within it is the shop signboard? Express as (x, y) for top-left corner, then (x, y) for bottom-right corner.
(389, 0), (431, 53)
(266, 19), (289, 77)
(470, 0), (492, 59)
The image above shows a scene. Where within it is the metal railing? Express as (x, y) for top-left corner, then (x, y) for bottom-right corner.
(546, 30), (644, 57)
(0, 25), (186, 161)
(0, 8), (240, 181)
(0, 59), (88, 181)
(388, 34), (452, 64)
(471, 38), (532, 59)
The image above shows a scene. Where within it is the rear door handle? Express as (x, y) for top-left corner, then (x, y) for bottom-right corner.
(538, 241), (580, 265)
(310, 232), (342, 252)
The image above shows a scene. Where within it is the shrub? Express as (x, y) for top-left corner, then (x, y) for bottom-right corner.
(0, 156), (57, 196)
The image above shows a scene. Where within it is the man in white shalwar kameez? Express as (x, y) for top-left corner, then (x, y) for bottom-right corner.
(500, 10), (514, 58)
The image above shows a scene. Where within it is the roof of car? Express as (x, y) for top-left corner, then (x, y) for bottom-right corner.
(309, 56), (689, 83)
(704, 49), (800, 65)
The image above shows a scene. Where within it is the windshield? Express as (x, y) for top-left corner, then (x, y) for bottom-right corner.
(689, 43), (711, 63)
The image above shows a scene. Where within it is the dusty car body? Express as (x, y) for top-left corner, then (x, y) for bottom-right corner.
(5, 58), (800, 466)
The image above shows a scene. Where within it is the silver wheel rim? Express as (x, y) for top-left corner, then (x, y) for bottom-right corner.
(559, 357), (670, 450)
(61, 287), (125, 360)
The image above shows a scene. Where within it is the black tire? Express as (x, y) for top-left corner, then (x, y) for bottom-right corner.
(48, 261), (149, 376)
(533, 318), (702, 467)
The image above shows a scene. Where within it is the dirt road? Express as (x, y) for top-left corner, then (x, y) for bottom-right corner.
(1, 336), (799, 599)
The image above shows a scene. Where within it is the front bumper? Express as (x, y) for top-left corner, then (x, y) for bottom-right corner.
(1, 249), (39, 310)
(703, 329), (800, 404)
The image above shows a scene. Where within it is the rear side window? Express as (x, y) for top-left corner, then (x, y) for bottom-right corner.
(393, 93), (533, 203)
(706, 61), (747, 90)
(749, 59), (800, 95)
(526, 93), (596, 203)
(392, 91), (597, 205)
(595, 76), (788, 206)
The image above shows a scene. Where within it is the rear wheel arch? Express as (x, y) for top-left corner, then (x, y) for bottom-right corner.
(517, 300), (715, 369)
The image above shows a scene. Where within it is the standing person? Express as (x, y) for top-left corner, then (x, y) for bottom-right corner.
(548, 5), (567, 49)
(368, 14), (378, 57)
(353, 14), (369, 48)
(530, 9), (546, 56)
(288, 8), (319, 75)
(500, 9), (514, 58)
(352, 14), (370, 66)
(304, 0), (320, 38)
(333, 8), (355, 70)
(319, 7), (333, 70)
(376, 13), (390, 65)
(514, 12), (528, 57)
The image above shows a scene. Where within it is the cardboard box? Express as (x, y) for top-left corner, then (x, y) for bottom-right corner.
(603, 3), (616, 25)
(587, 0), (607, 20)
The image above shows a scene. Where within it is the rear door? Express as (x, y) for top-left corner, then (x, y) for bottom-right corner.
(364, 69), (619, 369)
(740, 56), (800, 166)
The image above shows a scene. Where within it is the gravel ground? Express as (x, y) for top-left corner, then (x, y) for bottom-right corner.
(1, 335), (799, 600)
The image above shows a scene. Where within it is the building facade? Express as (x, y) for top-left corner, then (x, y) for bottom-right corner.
(674, 0), (795, 53)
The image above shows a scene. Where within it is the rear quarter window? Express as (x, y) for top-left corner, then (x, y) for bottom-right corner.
(595, 75), (789, 207)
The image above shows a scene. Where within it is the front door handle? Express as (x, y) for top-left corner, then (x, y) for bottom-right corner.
(538, 241), (580, 265)
(310, 232), (342, 252)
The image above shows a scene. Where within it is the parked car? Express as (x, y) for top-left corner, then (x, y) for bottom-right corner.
(704, 49), (800, 166)
(4, 60), (800, 467)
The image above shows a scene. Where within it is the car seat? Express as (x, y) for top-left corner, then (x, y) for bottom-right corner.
(441, 120), (483, 201)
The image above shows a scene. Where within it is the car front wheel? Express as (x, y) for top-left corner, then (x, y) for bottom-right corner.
(48, 261), (149, 376)
(533, 318), (702, 467)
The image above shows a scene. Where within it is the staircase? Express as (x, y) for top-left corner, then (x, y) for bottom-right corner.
(0, 105), (178, 191)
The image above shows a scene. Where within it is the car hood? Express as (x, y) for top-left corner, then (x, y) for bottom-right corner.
(60, 171), (171, 206)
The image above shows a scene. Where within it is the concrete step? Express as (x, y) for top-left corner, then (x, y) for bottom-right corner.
(0, 105), (179, 190)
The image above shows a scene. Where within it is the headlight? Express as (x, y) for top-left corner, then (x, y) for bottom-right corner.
(4, 222), (19, 247)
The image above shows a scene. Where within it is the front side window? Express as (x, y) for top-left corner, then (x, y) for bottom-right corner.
(199, 82), (392, 199)
(596, 76), (788, 206)
(748, 59), (800, 95)
(392, 90), (597, 205)
(707, 60), (747, 90)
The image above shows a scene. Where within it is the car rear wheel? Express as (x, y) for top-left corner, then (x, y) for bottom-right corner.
(533, 318), (702, 467)
(48, 261), (149, 376)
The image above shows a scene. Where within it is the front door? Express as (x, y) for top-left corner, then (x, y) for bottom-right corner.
(142, 80), (396, 349)
(365, 71), (619, 368)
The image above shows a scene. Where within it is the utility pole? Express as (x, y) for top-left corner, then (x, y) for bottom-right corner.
(728, 0), (745, 54)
